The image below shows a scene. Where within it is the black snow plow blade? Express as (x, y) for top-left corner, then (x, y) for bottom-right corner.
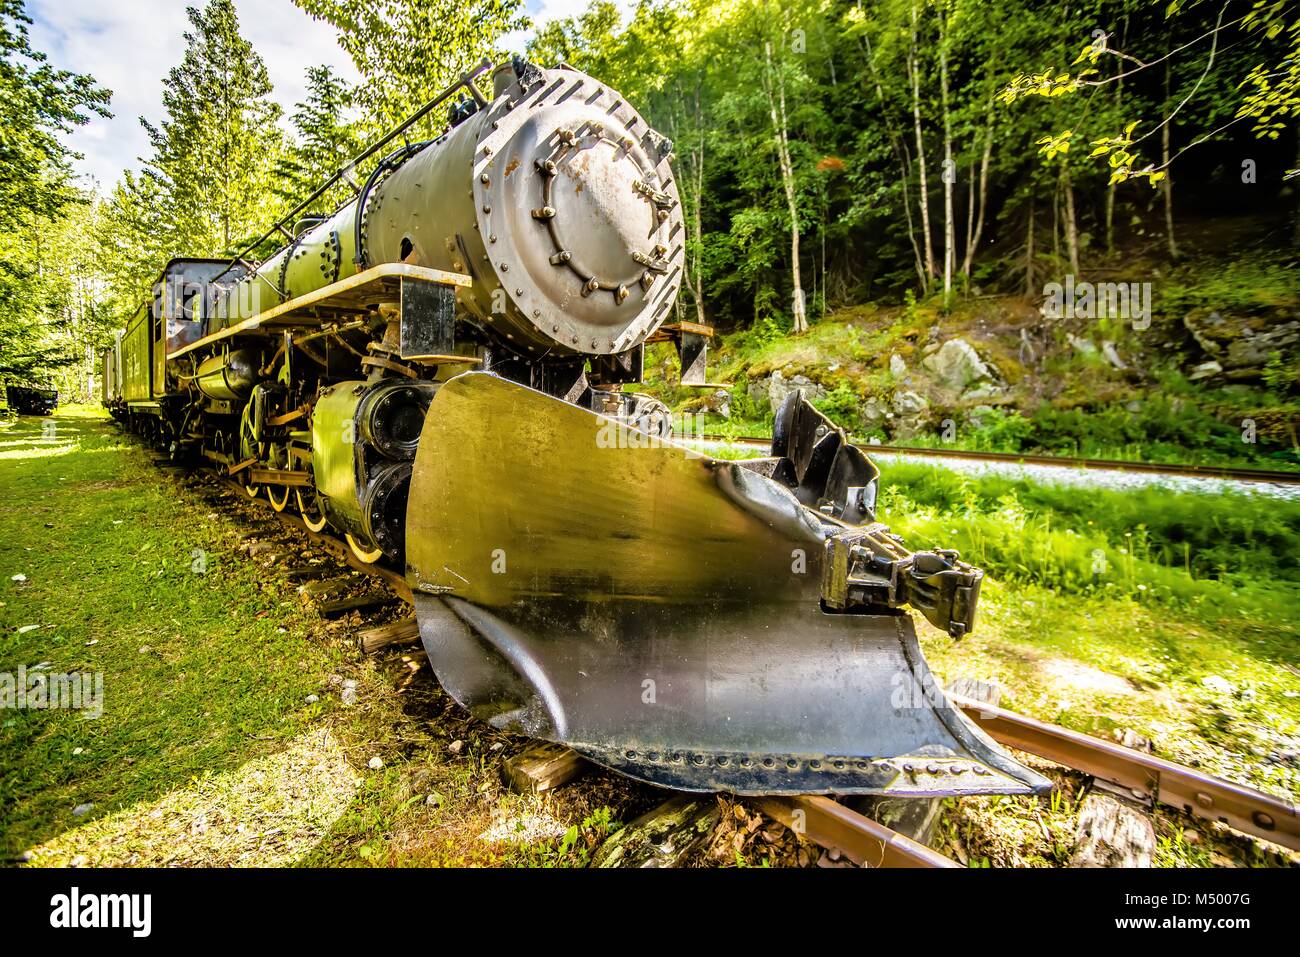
(405, 372), (1050, 797)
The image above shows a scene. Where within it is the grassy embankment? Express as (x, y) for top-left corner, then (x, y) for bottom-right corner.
(645, 257), (1300, 470)
(0, 408), (652, 866)
(882, 462), (1300, 866)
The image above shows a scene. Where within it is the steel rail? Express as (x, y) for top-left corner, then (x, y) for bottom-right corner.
(756, 796), (958, 868)
(948, 692), (1300, 852)
(695, 434), (1300, 485)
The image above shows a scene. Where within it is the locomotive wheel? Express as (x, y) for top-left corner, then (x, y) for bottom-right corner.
(267, 485), (291, 512)
(297, 490), (328, 533)
(244, 483), (260, 499)
(345, 533), (384, 565)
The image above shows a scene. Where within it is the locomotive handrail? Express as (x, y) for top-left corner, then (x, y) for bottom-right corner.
(210, 57), (494, 286)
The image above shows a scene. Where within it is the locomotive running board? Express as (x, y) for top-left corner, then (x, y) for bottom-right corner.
(404, 372), (1049, 796)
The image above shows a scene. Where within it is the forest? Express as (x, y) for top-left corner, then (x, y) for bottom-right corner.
(2, 0), (1297, 460)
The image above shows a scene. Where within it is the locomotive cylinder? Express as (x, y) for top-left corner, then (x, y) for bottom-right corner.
(194, 349), (261, 402)
(310, 380), (437, 559)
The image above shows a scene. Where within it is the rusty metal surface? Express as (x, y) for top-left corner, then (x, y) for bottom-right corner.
(950, 692), (1300, 852)
(757, 796), (958, 868)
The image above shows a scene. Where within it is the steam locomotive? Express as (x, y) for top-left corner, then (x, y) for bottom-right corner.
(101, 58), (1047, 797)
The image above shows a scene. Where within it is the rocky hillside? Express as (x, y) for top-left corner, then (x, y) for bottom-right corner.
(646, 256), (1299, 468)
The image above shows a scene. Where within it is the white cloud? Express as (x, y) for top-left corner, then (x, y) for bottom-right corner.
(501, 0), (638, 54)
(27, 0), (638, 192)
(28, 0), (357, 191)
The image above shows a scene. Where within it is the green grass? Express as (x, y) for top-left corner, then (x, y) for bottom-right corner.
(0, 408), (656, 866)
(0, 407), (353, 858)
(879, 463), (1300, 803)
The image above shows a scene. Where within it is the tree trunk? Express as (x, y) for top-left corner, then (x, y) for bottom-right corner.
(861, 34), (925, 289)
(764, 41), (807, 334)
(1025, 196), (1036, 296)
(677, 84), (708, 327)
(1063, 166), (1081, 275)
(961, 96), (994, 278)
(1162, 58), (1179, 259)
(908, 5), (935, 290)
(938, 26), (954, 307)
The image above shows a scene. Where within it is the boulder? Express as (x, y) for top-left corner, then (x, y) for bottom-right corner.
(1188, 360), (1222, 381)
(891, 390), (928, 415)
(961, 382), (1004, 402)
(889, 353), (907, 377)
(1184, 308), (1300, 379)
(859, 396), (890, 429)
(921, 339), (993, 391)
(766, 369), (826, 414)
(965, 404), (997, 429)
(703, 389), (731, 419)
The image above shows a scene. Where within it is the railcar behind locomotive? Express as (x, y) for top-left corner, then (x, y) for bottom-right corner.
(101, 58), (1048, 797)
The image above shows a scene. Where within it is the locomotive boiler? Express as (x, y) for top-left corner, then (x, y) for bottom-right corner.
(101, 58), (1048, 798)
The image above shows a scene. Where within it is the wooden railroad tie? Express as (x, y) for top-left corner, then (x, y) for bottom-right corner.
(357, 616), (420, 654)
(283, 564), (335, 582)
(501, 742), (589, 794)
(592, 796), (721, 868)
(316, 592), (398, 619)
(297, 577), (355, 605)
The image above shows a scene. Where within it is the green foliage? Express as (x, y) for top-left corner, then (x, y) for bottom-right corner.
(274, 65), (364, 210)
(0, 0), (111, 386)
(525, 806), (622, 867)
(812, 383), (860, 428)
(294, 0), (528, 134)
(0, 0), (110, 232)
(879, 463), (1300, 617)
(138, 0), (286, 256)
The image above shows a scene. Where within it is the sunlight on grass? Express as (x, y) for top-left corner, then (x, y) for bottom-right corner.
(24, 728), (360, 866)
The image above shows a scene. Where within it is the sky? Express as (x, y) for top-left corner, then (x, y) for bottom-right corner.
(27, 0), (633, 192)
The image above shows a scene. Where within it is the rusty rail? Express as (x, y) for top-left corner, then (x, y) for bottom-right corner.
(757, 796), (958, 868)
(949, 692), (1300, 852)
(697, 434), (1300, 485)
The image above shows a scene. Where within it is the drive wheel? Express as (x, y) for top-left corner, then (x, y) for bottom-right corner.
(268, 485), (291, 512)
(346, 533), (384, 564)
(297, 490), (328, 532)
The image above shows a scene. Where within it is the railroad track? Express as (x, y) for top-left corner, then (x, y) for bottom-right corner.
(199, 466), (1298, 867)
(696, 434), (1300, 485)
